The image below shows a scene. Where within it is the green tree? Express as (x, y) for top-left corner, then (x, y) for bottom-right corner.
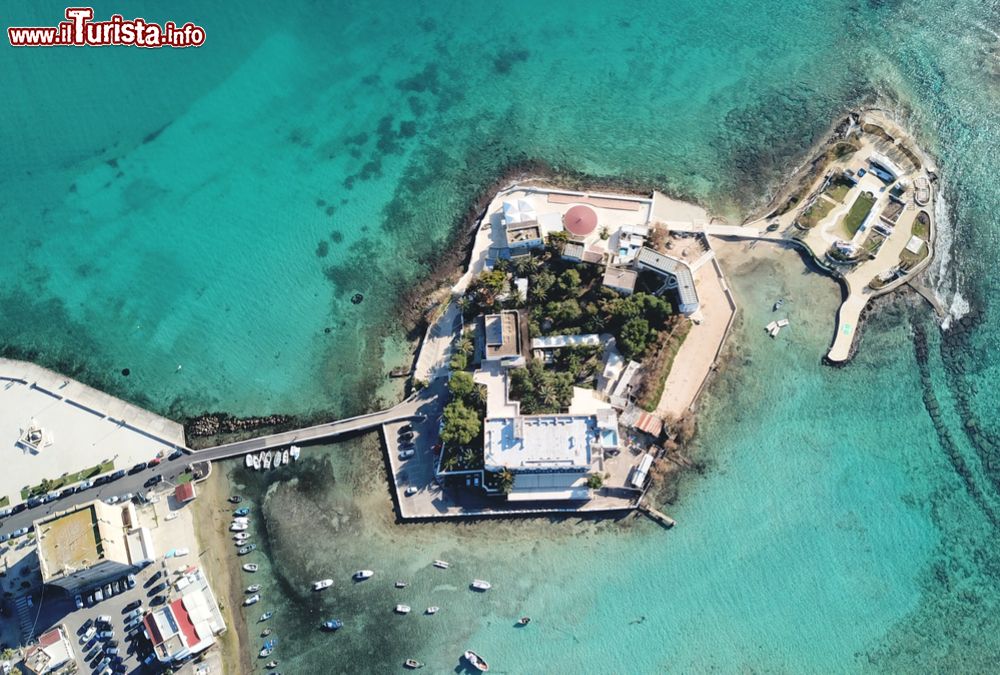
(449, 351), (469, 371)
(557, 268), (582, 297)
(529, 269), (556, 303)
(442, 455), (459, 471)
(440, 401), (482, 447)
(619, 317), (652, 359)
(448, 370), (475, 401)
(513, 255), (539, 277)
(499, 469), (515, 495)
(586, 473), (604, 489)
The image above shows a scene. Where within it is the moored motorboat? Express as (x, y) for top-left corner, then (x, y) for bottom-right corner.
(252, 454), (262, 470)
(259, 640), (274, 658)
(245, 455), (253, 468)
(353, 570), (374, 581)
(463, 650), (489, 672)
(243, 563), (259, 573)
(425, 606), (439, 615)
(260, 628), (272, 637)
(404, 659), (424, 669)
(229, 495), (243, 504)
(395, 580), (408, 588)
(321, 619), (343, 631)
(244, 594), (260, 606)
(265, 661), (278, 670)
(263, 451), (273, 470)
(773, 298), (784, 311)
(289, 445), (300, 461)
(395, 604), (411, 614)
(259, 610), (274, 622)
(231, 523), (248, 532)
(273, 452), (282, 468)
(518, 617), (531, 626)
(234, 507), (250, 516)
(234, 532), (251, 541)
(433, 560), (450, 569)
(471, 579), (491, 591)
(246, 584), (261, 593)
(239, 544), (256, 555)
(282, 449), (290, 465)
(313, 579), (333, 591)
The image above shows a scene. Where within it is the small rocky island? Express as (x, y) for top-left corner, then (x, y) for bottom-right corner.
(394, 109), (937, 516)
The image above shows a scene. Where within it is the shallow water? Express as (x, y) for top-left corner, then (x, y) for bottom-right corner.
(4, 0), (1000, 671)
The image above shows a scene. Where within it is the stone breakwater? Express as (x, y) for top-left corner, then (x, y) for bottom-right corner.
(186, 412), (294, 437)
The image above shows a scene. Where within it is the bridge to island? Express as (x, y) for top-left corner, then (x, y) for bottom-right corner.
(191, 384), (442, 462)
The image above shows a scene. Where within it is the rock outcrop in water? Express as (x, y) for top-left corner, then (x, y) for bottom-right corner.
(186, 412), (293, 437)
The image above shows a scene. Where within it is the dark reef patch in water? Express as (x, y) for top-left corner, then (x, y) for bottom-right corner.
(395, 64), (440, 95)
(142, 123), (169, 145)
(315, 241), (329, 258)
(493, 47), (530, 74)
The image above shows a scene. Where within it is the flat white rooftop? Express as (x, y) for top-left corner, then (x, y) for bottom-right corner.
(530, 334), (601, 350)
(483, 415), (595, 471)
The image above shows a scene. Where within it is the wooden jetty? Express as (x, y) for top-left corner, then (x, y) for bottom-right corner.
(638, 501), (676, 529)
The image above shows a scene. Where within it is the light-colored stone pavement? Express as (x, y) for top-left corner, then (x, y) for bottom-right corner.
(1, 359), (185, 505)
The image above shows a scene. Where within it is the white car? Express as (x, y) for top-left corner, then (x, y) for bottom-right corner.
(74, 594), (83, 609)
(105, 495), (119, 505)
(405, 486), (418, 496)
(81, 626), (96, 642)
(11, 527), (30, 538)
(78, 479), (93, 490)
(120, 493), (133, 503)
(399, 449), (415, 459)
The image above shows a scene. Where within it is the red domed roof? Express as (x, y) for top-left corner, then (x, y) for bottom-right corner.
(563, 205), (598, 237)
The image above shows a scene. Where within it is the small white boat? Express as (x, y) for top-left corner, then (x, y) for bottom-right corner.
(259, 646), (273, 658)
(289, 445), (300, 461)
(263, 451), (273, 470)
(425, 607), (439, 615)
(234, 532), (251, 541)
(395, 604), (411, 614)
(244, 594), (260, 606)
(433, 560), (450, 569)
(395, 581), (408, 589)
(273, 452), (282, 469)
(776, 318), (790, 328)
(245, 455), (253, 468)
(773, 298), (784, 311)
(463, 650), (489, 672)
(354, 570), (374, 581)
(231, 523), (248, 532)
(243, 563), (259, 573)
(246, 585), (261, 593)
(233, 517), (250, 523)
(252, 454), (262, 470)
(313, 579), (333, 591)
(259, 611), (273, 622)
(164, 512), (178, 521)
(471, 579), (491, 591)
(283, 449), (290, 465)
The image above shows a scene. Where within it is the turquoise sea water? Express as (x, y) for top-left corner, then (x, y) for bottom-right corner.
(3, 0), (1000, 672)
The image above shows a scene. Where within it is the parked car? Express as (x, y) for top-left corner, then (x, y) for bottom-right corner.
(78, 479), (94, 490)
(398, 430), (414, 441)
(143, 653), (156, 665)
(11, 503), (27, 514)
(97, 657), (111, 670)
(97, 614), (112, 625)
(81, 618), (95, 633)
(0, 533), (10, 543)
(105, 495), (119, 505)
(147, 457), (161, 467)
(399, 449), (415, 459)
(105, 646), (119, 656)
(104, 583), (113, 598)
(94, 588), (104, 602)
(59, 487), (76, 499)
(112, 580), (121, 594)
(129, 462), (146, 474)
(119, 493), (133, 503)
(94, 475), (111, 486)
(126, 574), (136, 589)
(74, 594), (83, 609)
(148, 582), (167, 595)
(405, 486), (418, 496)
(168, 449), (184, 461)
(81, 626), (97, 643)
(144, 475), (163, 488)
(97, 630), (114, 640)
(11, 526), (30, 537)
(26, 497), (42, 508)
(110, 470), (126, 480)
(124, 599), (142, 612)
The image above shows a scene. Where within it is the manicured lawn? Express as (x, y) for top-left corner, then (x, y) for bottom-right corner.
(0, 495), (9, 508)
(912, 211), (931, 239)
(21, 460), (115, 500)
(842, 192), (877, 236)
(825, 182), (851, 203)
(798, 197), (836, 229)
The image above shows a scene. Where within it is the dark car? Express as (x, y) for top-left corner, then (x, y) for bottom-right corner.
(26, 496), (42, 508)
(168, 449), (184, 461)
(110, 470), (127, 480)
(94, 475), (111, 486)
(129, 462), (146, 474)
(150, 594), (166, 606)
(79, 618), (95, 634)
(145, 570), (162, 587)
(58, 487), (76, 499)
(124, 599), (142, 612)
(143, 475), (163, 488)
(398, 431), (415, 441)
(148, 582), (167, 596)
(11, 502), (27, 514)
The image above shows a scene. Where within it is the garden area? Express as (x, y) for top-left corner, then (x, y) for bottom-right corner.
(797, 196), (836, 229)
(438, 371), (486, 473)
(841, 191), (877, 237)
(21, 460), (115, 500)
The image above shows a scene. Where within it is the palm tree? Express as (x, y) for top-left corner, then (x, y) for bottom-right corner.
(539, 382), (560, 410)
(442, 455), (459, 471)
(513, 256), (539, 277)
(499, 468), (515, 495)
(456, 336), (474, 356)
(461, 448), (477, 468)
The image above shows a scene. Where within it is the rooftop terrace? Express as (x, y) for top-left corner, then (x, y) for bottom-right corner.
(483, 415), (595, 472)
